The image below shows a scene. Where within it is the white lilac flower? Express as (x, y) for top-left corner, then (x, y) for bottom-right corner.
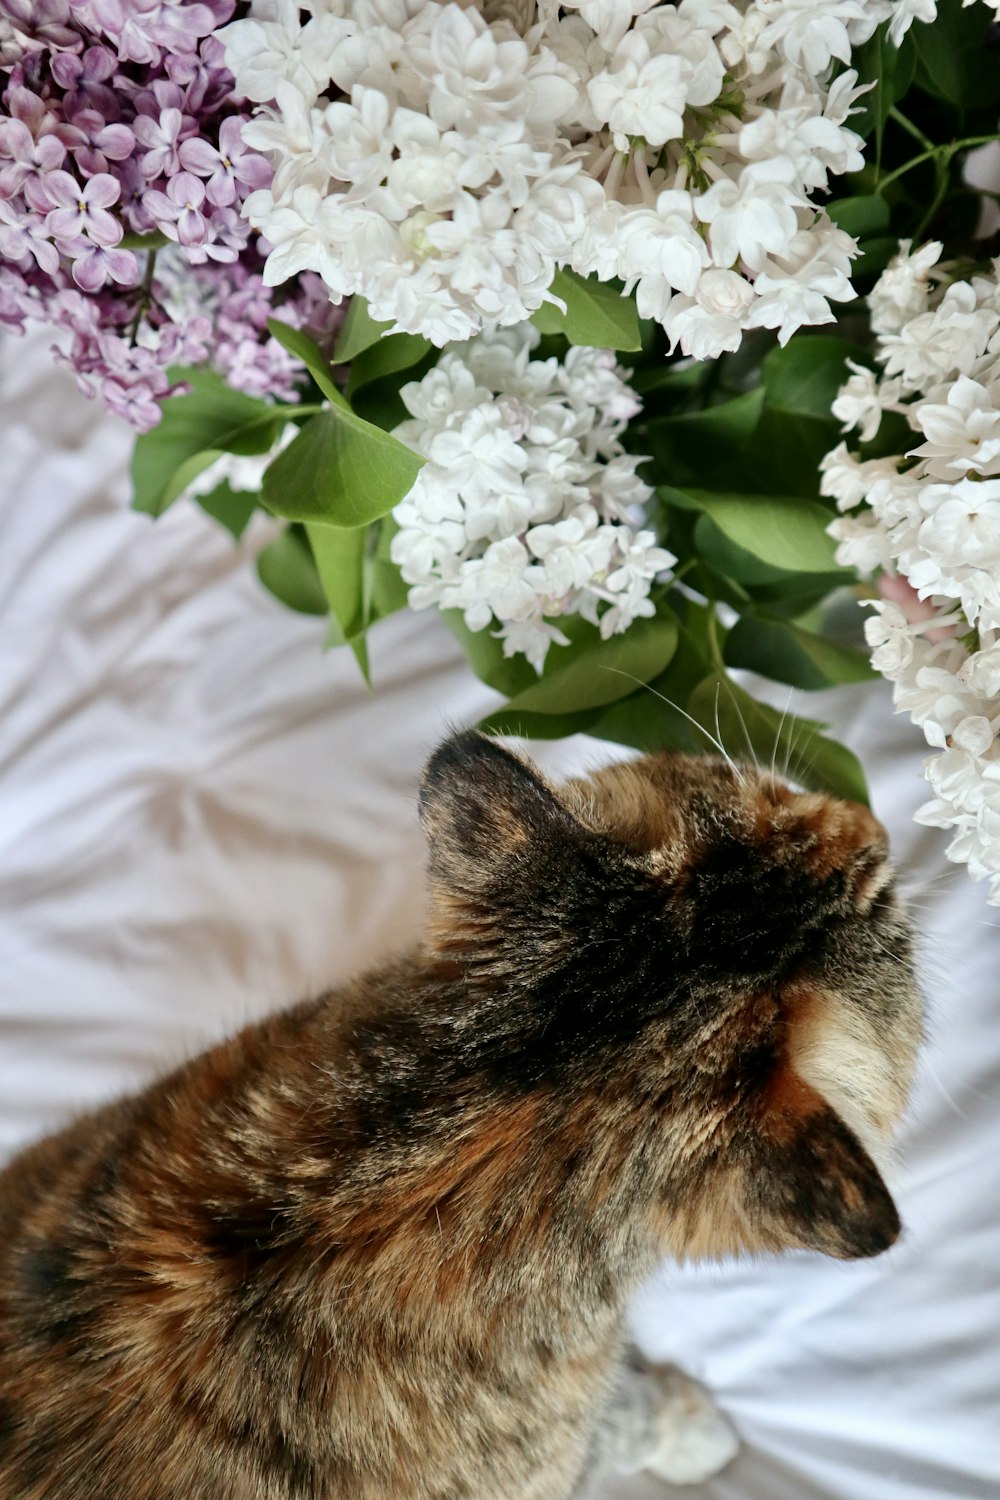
(389, 323), (674, 667)
(221, 0), (902, 355)
(832, 359), (892, 443)
(826, 250), (1000, 904)
(909, 376), (1000, 477)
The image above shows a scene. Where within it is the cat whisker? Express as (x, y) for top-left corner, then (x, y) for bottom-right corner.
(770, 687), (796, 786)
(716, 678), (760, 778)
(917, 1048), (970, 1120)
(597, 669), (745, 784)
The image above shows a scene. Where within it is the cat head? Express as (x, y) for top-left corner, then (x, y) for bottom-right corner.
(419, 731), (923, 1265)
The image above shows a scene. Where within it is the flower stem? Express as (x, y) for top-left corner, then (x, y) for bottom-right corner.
(128, 248), (158, 347)
(877, 132), (1000, 194)
(888, 107), (935, 153)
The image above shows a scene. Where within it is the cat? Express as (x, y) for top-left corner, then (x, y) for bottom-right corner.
(0, 730), (923, 1500)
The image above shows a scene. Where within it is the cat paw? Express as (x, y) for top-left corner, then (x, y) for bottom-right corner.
(642, 1365), (739, 1487)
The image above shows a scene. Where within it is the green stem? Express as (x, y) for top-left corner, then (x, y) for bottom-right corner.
(283, 403), (327, 418)
(128, 248), (157, 347)
(704, 601), (726, 670)
(915, 160), (952, 241)
(888, 107), (935, 153)
(877, 132), (1000, 193)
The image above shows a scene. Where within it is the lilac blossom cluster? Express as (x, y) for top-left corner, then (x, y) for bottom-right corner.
(823, 243), (1000, 904)
(390, 324), (675, 669)
(221, 0), (946, 355)
(0, 0), (335, 429)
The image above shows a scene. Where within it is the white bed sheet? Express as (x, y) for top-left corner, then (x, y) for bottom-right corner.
(1, 331), (998, 1500)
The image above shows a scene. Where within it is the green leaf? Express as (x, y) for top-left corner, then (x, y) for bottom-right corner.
(530, 268), (641, 350)
(151, 448), (224, 513)
(659, 486), (845, 575)
(687, 672), (869, 804)
(442, 612), (540, 700)
(826, 194), (890, 239)
(266, 317), (340, 402)
(493, 612), (679, 717)
(724, 615), (876, 691)
(762, 337), (867, 421)
(306, 522), (367, 640)
(307, 522), (372, 681)
(256, 527), (328, 616)
(370, 518), (411, 621)
(119, 229), (171, 250)
(693, 513), (796, 586)
(852, 24), (916, 161)
(631, 360), (703, 396)
(640, 389), (766, 491)
(912, 0), (1000, 108)
(333, 296), (394, 364)
(195, 481), (257, 539)
(585, 598), (717, 755)
(737, 405), (841, 499)
(346, 331), (433, 397)
(852, 234), (899, 280)
(647, 387), (764, 443)
(261, 406), (423, 527)
(478, 705), (601, 740)
(132, 372), (283, 517)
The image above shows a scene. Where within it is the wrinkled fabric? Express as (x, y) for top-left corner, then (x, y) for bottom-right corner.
(1, 330), (998, 1500)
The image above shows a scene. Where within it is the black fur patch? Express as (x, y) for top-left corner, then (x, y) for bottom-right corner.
(17, 1241), (95, 1350)
(0, 1396), (19, 1448)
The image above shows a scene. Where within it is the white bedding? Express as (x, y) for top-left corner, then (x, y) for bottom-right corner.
(2, 332), (998, 1499)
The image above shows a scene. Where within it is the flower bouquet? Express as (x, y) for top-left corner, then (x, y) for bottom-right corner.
(4, 0), (1000, 902)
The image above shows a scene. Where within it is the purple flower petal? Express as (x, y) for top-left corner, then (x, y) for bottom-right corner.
(168, 172), (206, 208)
(2, 119), (35, 162)
(37, 135), (67, 172)
(0, 163), (28, 196)
(26, 231), (60, 276)
(217, 117), (245, 159)
(84, 204), (124, 247)
(131, 115), (163, 149)
(83, 173), (120, 210)
(94, 123), (134, 161)
(175, 206), (207, 247)
(36, 168), (81, 210)
(234, 153), (272, 192)
(142, 187), (178, 222)
(8, 87), (50, 137)
(46, 204), (86, 240)
(71, 242), (139, 292)
(206, 172), (237, 209)
(177, 136), (218, 176)
(71, 247), (110, 292)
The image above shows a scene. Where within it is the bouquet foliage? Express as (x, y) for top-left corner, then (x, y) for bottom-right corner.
(4, 0), (1000, 899)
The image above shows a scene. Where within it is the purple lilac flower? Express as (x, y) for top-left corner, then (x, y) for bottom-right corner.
(57, 108), (134, 176)
(143, 169), (207, 246)
(49, 45), (118, 118)
(0, 196), (59, 271)
(0, 115), (66, 193)
(0, 0), (79, 54)
(67, 237), (138, 290)
(41, 167), (123, 243)
(178, 116), (271, 207)
(0, 0), (342, 433)
(132, 102), (189, 177)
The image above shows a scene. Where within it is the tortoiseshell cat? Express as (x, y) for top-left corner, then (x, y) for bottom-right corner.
(0, 732), (923, 1500)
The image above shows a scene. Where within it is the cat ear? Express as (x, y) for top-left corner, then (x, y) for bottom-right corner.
(420, 729), (584, 877)
(756, 1068), (900, 1260)
(419, 731), (590, 921)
